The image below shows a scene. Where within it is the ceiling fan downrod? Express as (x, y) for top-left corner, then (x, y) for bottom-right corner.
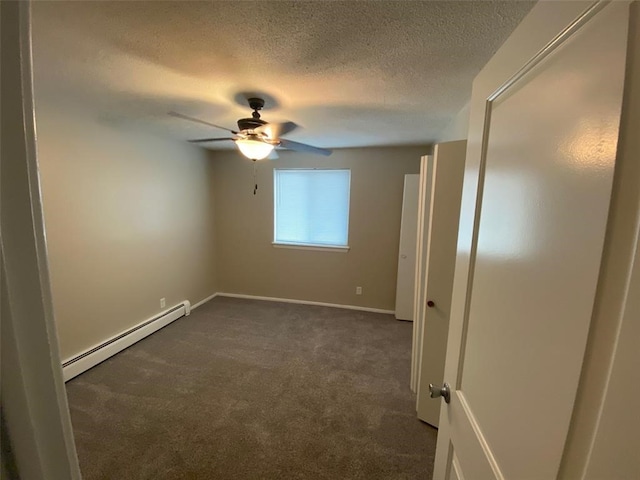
(248, 97), (265, 120)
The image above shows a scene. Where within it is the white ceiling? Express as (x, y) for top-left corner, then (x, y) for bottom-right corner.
(31, 1), (534, 150)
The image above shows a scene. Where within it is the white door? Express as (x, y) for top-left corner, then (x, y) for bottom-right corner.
(432, 2), (629, 479)
(411, 156), (433, 392)
(415, 141), (466, 427)
(395, 174), (419, 321)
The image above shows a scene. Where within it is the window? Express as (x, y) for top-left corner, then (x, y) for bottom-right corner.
(274, 169), (351, 250)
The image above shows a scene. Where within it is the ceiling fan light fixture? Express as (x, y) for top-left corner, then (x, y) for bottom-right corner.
(235, 138), (274, 160)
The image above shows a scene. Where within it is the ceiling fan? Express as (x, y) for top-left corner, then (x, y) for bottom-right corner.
(169, 97), (332, 160)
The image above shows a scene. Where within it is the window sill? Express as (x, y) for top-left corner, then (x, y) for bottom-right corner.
(272, 242), (350, 253)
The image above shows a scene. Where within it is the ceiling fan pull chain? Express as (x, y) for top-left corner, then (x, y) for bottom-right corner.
(253, 159), (258, 195)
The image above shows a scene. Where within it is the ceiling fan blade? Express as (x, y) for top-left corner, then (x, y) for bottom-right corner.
(188, 137), (235, 143)
(255, 121), (298, 139)
(168, 111), (238, 134)
(278, 138), (332, 156)
(267, 150), (280, 160)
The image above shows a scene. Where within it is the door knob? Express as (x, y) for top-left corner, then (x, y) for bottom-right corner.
(429, 383), (451, 404)
(427, 300), (435, 308)
(401, 254), (407, 259)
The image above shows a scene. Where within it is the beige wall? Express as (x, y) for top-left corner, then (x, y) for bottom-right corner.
(35, 100), (217, 360)
(437, 101), (470, 142)
(211, 146), (425, 310)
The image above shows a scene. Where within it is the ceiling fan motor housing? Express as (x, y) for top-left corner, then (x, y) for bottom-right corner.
(237, 97), (267, 132)
(237, 117), (267, 132)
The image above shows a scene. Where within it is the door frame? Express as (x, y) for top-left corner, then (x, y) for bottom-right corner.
(1, 1), (81, 478)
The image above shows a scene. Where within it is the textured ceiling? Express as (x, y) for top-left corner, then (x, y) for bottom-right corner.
(31, 1), (534, 150)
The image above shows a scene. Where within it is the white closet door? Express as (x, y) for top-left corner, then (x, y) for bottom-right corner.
(411, 156), (433, 392)
(416, 140), (466, 427)
(395, 174), (419, 321)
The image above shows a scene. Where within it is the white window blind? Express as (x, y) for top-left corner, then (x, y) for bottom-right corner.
(274, 169), (351, 248)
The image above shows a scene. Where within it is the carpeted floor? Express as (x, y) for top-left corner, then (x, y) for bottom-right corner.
(66, 297), (437, 479)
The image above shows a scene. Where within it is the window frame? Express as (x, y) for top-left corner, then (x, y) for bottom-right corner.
(272, 168), (351, 252)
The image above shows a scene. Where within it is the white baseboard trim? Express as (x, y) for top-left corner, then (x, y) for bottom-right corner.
(216, 292), (395, 315)
(191, 292), (218, 310)
(62, 291), (390, 381)
(61, 302), (188, 382)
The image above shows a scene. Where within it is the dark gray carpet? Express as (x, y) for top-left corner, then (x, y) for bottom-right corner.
(66, 297), (437, 479)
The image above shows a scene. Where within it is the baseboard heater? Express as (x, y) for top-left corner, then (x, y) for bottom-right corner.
(62, 300), (191, 382)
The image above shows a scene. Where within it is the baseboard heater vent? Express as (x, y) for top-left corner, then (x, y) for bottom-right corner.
(62, 301), (191, 382)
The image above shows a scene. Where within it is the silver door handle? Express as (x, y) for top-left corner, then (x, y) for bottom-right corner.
(429, 383), (451, 404)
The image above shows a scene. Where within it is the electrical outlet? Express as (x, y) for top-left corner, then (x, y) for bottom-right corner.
(356, 286), (363, 295)
(160, 298), (166, 308)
